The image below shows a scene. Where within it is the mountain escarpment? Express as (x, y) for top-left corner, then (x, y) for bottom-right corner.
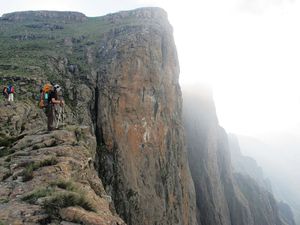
(92, 8), (196, 225)
(0, 8), (196, 225)
(0, 6), (295, 225)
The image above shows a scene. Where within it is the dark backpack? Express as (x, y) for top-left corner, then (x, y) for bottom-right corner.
(7, 85), (14, 94)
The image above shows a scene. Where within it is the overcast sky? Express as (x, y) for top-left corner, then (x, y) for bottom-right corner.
(1, 0), (300, 136)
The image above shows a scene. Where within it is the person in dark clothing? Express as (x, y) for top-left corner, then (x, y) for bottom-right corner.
(47, 84), (64, 131)
(2, 86), (8, 101)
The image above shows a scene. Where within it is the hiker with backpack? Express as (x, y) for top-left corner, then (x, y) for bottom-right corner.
(7, 84), (15, 102)
(39, 83), (64, 131)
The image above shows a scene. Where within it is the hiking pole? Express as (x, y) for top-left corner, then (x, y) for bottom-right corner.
(56, 106), (63, 129)
(62, 105), (65, 129)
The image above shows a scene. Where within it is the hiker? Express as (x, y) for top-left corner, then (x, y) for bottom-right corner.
(48, 84), (64, 131)
(40, 83), (64, 131)
(2, 86), (8, 101)
(7, 84), (15, 102)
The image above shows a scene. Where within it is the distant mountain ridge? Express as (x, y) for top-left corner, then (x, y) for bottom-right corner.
(238, 134), (300, 225)
(183, 86), (296, 225)
(1, 11), (87, 21)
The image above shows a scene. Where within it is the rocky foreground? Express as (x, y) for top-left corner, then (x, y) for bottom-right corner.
(0, 102), (125, 225)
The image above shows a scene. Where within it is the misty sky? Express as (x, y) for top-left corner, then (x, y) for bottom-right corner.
(1, 0), (300, 136)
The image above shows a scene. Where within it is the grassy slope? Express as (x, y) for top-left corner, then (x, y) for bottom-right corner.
(0, 16), (107, 78)
(0, 13), (145, 81)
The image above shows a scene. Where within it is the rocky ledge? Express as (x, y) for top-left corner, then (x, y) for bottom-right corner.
(0, 102), (124, 225)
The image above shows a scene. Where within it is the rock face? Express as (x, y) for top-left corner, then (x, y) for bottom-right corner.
(0, 102), (125, 225)
(183, 85), (296, 225)
(0, 7), (196, 225)
(94, 8), (196, 225)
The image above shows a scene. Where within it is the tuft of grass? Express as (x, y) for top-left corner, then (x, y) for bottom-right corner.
(21, 179), (95, 219)
(38, 157), (58, 167)
(2, 172), (12, 181)
(43, 192), (95, 219)
(0, 197), (9, 204)
(21, 157), (58, 182)
(21, 187), (53, 204)
(50, 180), (77, 192)
(21, 163), (35, 181)
(0, 136), (18, 147)
(0, 148), (15, 158)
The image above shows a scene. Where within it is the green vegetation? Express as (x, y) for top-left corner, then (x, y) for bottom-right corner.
(50, 180), (78, 192)
(0, 11), (155, 81)
(0, 16), (110, 80)
(21, 180), (95, 219)
(0, 148), (15, 158)
(43, 191), (95, 218)
(0, 197), (9, 204)
(21, 157), (58, 181)
(0, 133), (27, 158)
(21, 187), (53, 204)
(0, 135), (18, 149)
(1, 172), (12, 181)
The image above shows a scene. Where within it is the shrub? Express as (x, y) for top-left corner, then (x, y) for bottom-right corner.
(21, 188), (53, 204)
(21, 180), (95, 220)
(0, 198), (9, 204)
(43, 192), (95, 219)
(2, 172), (12, 181)
(21, 163), (35, 181)
(50, 180), (77, 192)
(0, 148), (15, 158)
(21, 157), (58, 181)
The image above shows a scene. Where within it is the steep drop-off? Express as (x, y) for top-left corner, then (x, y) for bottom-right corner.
(183, 85), (296, 225)
(92, 8), (196, 225)
(0, 8), (196, 225)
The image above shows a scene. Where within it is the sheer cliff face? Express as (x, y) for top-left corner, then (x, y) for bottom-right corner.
(183, 86), (295, 225)
(94, 9), (196, 225)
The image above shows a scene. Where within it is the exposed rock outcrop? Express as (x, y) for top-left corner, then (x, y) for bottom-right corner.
(0, 102), (124, 225)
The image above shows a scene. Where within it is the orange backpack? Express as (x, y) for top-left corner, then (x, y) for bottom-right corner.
(39, 83), (53, 108)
